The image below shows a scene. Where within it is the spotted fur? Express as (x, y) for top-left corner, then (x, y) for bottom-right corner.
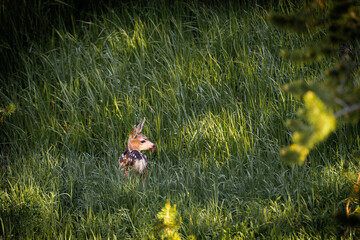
(118, 118), (155, 179)
(118, 147), (148, 175)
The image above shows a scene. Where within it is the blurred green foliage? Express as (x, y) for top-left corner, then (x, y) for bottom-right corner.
(154, 200), (183, 240)
(281, 91), (336, 165)
(0, 104), (15, 123)
(270, 0), (360, 165)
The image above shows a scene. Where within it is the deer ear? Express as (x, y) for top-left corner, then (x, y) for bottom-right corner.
(131, 126), (137, 138)
(136, 118), (145, 133)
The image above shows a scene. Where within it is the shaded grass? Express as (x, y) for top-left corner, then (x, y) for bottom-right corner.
(1, 1), (359, 239)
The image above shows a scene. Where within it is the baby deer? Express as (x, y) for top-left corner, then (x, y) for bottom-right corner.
(118, 118), (156, 179)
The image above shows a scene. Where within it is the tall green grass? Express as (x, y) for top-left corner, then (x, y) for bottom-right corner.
(1, 1), (359, 239)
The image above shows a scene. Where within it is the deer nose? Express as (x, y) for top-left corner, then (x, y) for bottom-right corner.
(151, 144), (156, 152)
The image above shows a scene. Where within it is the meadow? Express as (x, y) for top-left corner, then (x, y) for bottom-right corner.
(1, 1), (359, 239)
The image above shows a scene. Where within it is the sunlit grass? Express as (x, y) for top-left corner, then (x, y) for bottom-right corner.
(1, 1), (359, 239)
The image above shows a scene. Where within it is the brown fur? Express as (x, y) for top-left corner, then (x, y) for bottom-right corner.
(118, 118), (155, 180)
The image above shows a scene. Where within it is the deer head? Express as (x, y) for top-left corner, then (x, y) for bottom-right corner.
(127, 118), (156, 152)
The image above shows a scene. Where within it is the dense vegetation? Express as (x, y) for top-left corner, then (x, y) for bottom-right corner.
(1, 1), (359, 239)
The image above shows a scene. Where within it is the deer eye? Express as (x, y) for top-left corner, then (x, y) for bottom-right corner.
(140, 140), (146, 143)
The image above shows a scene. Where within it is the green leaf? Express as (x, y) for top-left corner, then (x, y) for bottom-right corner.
(283, 80), (310, 99)
(280, 43), (337, 63)
(282, 91), (336, 165)
(301, 91), (336, 146)
(281, 144), (310, 166)
(154, 200), (182, 240)
(0, 103), (16, 116)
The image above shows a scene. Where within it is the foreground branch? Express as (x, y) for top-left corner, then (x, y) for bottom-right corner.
(335, 103), (360, 118)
